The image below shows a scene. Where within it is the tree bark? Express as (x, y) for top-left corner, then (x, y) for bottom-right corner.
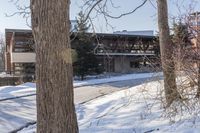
(157, 0), (180, 106)
(196, 35), (200, 98)
(197, 63), (200, 97)
(31, 0), (79, 132)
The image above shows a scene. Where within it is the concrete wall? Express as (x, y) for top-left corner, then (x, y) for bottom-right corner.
(114, 56), (131, 73)
(11, 53), (36, 63)
(0, 58), (4, 72)
(114, 56), (155, 73)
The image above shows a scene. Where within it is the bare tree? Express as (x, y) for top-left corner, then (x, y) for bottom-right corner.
(30, 0), (78, 132)
(172, 9), (200, 98)
(157, 0), (181, 106)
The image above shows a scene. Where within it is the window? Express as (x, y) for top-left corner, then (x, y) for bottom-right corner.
(130, 61), (140, 68)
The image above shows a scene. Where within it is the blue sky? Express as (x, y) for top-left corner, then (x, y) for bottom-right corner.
(0, 0), (199, 34)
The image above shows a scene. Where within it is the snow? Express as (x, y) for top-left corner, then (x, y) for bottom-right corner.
(0, 83), (36, 100)
(0, 72), (159, 133)
(74, 72), (161, 87)
(0, 72), (161, 100)
(1, 72), (200, 132)
(0, 72), (16, 77)
(0, 95), (36, 133)
(19, 80), (200, 133)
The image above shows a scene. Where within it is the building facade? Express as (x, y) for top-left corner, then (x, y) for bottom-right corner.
(5, 29), (159, 76)
(5, 29), (35, 76)
(92, 33), (159, 73)
(188, 12), (200, 60)
(189, 12), (200, 34)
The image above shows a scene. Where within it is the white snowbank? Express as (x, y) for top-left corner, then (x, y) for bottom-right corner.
(0, 72), (160, 100)
(74, 72), (162, 87)
(0, 83), (36, 100)
(19, 80), (200, 133)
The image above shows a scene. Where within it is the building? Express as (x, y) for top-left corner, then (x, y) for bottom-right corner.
(92, 33), (159, 73)
(5, 29), (35, 76)
(176, 12), (200, 69)
(5, 29), (159, 76)
(188, 12), (200, 56)
(189, 12), (200, 34)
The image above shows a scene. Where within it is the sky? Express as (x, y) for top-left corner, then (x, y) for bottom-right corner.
(0, 0), (199, 34)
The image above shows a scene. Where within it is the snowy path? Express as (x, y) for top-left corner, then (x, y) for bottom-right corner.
(0, 73), (161, 102)
(12, 73), (200, 133)
(0, 73), (159, 133)
(20, 80), (200, 133)
(74, 77), (156, 104)
(74, 72), (161, 87)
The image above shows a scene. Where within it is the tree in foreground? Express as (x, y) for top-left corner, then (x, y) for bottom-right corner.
(72, 11), (103, 80)
(157, 0), (181, 106)
(30, 0), (78, 132)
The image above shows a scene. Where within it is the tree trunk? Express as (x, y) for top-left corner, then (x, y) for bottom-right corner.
(157, 0), (180, 106)
(197, 63), (200, 97)
(196, 35), (200, 98)
(31, 0), (79, 132)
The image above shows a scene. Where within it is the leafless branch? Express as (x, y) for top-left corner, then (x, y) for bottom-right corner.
(6, 0), (31, 27)
(104, 0), (148, 19)
(82, 0), (149, 31)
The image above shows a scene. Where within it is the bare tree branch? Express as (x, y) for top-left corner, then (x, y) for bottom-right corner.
(6, 0), (31, 27)
(83, 0), (148, 26)
(85, 0), (104, 21)
(104, 0), (148, 19)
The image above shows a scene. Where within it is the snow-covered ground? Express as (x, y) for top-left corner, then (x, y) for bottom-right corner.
(0, 72), (161, 100)
(19, 79), (200, 133)
(0, 83), (36, 100)
(2, 72), (200, 133)
(0, 72), (159, 133)
(74, 72), (161, 87)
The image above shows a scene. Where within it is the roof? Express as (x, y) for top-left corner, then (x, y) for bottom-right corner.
(5, 29), (32, 33)
(113, 30), (154, 36)
(5, 28), (156, 48)
(5, 28), (155, 38)
(95, 32), (155, 39)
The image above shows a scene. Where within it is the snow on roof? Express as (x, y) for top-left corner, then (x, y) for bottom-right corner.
(113, 30), (154, 36)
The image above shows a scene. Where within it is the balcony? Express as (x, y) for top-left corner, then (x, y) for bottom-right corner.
(95, 49), (156, 56)
(11, 52), (36, 63)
